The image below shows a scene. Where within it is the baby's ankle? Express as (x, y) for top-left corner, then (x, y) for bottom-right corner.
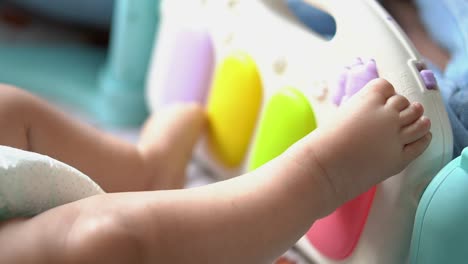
(283, 132), (343, 216)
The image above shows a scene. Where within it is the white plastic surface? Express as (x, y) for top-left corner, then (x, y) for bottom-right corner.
(146, 0), (453, 263)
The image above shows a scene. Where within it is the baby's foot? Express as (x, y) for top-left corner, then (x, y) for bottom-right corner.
(308, 79), (432, 205)
(138, 104), (206, 190)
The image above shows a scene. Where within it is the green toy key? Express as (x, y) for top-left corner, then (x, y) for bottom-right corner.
(249, 87), (317, 170)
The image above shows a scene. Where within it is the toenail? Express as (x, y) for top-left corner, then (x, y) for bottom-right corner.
(412, 102), (423, 112)
(424, 132), (433, 141)
(420, 116), (431, 128)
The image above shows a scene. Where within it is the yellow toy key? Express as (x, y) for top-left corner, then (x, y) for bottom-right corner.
(206, 52), (263, 168)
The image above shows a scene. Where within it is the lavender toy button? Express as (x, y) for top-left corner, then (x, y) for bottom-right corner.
(420, 69), (438, 90)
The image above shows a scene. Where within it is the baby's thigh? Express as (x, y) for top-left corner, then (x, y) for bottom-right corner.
(0, 193), (147, 263)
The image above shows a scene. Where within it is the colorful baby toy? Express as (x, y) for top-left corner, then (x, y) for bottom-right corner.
(0, 0), (461, 263)
(147, 0), (453, 263)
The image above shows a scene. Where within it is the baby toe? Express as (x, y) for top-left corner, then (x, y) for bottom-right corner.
(400, 102), (424, 126)
(365, 78), (396, 102)
(403, 132), (432, 163)
(401, 116), (431, 145)
(386, 94), (410, 111)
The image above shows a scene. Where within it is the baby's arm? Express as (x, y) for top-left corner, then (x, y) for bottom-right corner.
(0, 84), (205, 191)
(0, 79), (431, 263)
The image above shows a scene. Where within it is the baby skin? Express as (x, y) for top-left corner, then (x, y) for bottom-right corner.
(0, 84), (205, 192)
(0, 78), (431, 263)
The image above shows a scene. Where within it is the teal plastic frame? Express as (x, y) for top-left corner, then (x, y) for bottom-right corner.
(0, 0), (160, 127)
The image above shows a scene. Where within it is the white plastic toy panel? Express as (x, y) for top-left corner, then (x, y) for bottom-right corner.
(146, 0), (453, 263)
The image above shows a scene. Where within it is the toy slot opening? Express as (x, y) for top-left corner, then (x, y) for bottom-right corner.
(259, 0), (336, 41)
(286, 0), (336, 40)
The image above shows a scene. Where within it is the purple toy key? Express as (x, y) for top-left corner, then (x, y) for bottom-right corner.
(332, 58), (379, 106)
(160, 26), (215, 105)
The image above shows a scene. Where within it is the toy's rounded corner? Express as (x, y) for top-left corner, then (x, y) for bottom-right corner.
(461, 148), (468, 171)
(410, 147), (468, 263)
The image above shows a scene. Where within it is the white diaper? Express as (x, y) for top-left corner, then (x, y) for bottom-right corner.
(0, 146), (104, 220)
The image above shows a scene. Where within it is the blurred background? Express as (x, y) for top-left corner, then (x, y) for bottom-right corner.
(0, 0), (464, 263)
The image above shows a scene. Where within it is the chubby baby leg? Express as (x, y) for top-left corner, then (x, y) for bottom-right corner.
(0, 84), (205, 192)
(77, 80), (430, 263)
(0, 80), (432, 264)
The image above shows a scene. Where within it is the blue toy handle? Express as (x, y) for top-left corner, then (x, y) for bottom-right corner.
(286, 0), (336, 38)
(98, 0), (160, 126)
